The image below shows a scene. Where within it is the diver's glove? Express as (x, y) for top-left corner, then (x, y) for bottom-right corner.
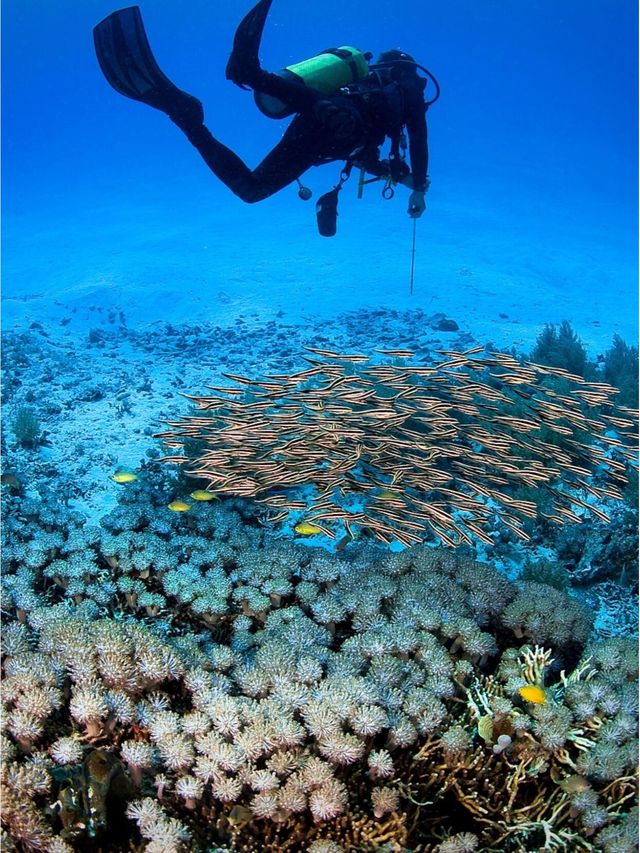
(408, 189), (426, 219)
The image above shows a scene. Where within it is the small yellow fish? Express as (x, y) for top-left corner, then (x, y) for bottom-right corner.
(190, 490), (217, 501)
(227, 804), (254, 828)
(168, 500), (191, 512)
(1, 473), (21, 489)
(477, 714), (494, 743)
(519, 684), (547, 705)
(112, 471), (138, 484)
(378, 489), (402, 501)
(558, 775), (591, 795)
(294, 521), (323, 536)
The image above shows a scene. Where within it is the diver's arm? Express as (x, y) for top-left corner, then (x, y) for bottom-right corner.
(402, 82), (428, 217)
(404, 83), (429, 193)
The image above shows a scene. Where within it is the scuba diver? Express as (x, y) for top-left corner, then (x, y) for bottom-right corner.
(93, 0), (440, 236)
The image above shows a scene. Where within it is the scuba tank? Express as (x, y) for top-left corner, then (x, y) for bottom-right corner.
(254, 46), (370, 119)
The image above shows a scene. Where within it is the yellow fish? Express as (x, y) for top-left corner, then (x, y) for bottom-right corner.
(519, 684), (547, 704)
(190, 490), (217, 501)
(558, 775), (591, 795)
(477, 715), (494, 743)
(227, 805), (253, 828)
(168, 501), (191, 512)
(378, 489), (402, 501)
(1, 473), (21, 489)
(112, 471), (138, 484)
(294, 522), (323, 536)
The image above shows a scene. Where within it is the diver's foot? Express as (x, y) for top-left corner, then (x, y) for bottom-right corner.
(167, 91), (204, 129)
(225, 0), (273, 88)
(225, 48), (260, 89)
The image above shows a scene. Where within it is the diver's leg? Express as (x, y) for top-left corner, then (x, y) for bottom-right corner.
(179, 115), (321, 203)
(225, 0), (321, 113)
(252, 71), (322, 113)
(225, 0), (273, 87)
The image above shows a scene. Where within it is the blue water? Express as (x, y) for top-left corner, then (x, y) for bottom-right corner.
(3, 0), (637, 345)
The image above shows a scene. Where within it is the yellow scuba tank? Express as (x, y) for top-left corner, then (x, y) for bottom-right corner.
(254, 46), (369, 119)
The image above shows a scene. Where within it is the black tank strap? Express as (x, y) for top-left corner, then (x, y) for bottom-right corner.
(321, 47), (361, 83)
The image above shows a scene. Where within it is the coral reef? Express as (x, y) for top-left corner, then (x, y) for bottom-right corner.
(531, 320), (589, 378)
(555, 505), (639, 587)
(602, 335), (638, 409)
(1, 318), (637, 851)
(11, 406), (43, 449)
(1, 483), (637, 851)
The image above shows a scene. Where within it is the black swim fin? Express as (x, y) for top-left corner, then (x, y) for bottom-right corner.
(225, 0), (274, 88)
(93, 6), (203, 126)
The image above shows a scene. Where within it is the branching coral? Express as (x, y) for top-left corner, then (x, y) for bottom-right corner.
(405, 640), (639, 852)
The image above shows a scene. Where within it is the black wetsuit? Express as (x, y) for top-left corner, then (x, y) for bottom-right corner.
(177, 67), (429, 203)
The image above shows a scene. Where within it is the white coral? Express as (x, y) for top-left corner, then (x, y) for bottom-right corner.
(126, 797), (165, 833)
(121, 741), (156, 770)
(318, 732), (365, 766)
(437, 832), (479, 853)
(49, 737), (83, 765)
(180, 711), (211, 738)
(367, 749), (394, 780)
(69, 684), (109, 729)
(303, 702), (341, 740)
(46, 838), (75, 853)
(250, 790), (280, 818)
(298, 757), (335, 790)
(248, 769), (280, 792)
(175, 775), (204, 804)
(208, 696), (241, 737)
(6, 709), (44, 744)
(147, 711), (181, 742)
(156, 735), (194, 773)
(309, 779), (348, 822)
(211, 776), (242, 803)
(350, 704), (388, 737)
(278, 778), (307, 814)
(307, 842), (344, 853)
(15, 686), (60, 719)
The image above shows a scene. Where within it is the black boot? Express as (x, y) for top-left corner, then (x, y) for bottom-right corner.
(225, 0), (274, 88)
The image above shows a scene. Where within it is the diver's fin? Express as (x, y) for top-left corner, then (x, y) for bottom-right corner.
(225, 0), (274, 88)
(93, 6), (203, 126)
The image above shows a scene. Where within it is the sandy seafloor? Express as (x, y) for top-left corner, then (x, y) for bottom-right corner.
(2, 166), (638, 640)
(4, 170), (636, 486)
